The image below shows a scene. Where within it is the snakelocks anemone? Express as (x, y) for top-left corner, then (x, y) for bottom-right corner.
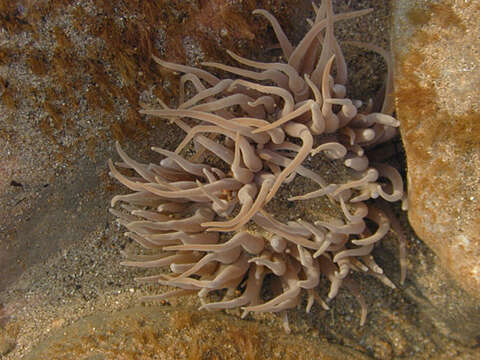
(108, 0), (407, 332)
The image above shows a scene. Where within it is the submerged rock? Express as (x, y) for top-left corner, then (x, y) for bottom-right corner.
(393, 0), (480, 346)
(393, 0), (480, 298)
(24, 306), (370, 360)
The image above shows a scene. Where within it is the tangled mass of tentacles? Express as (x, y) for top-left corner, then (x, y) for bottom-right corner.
(108, 1), (407, 331)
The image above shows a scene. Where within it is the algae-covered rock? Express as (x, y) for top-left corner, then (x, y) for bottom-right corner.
(393, 0), (480, 299)
(393, 0), (480, 347)
(24, 306), (370, 360)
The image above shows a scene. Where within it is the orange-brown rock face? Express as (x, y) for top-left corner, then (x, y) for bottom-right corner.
(393, 0), (480, 298)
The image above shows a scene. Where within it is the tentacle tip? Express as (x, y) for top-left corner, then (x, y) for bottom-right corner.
(240, 310), (249, 319)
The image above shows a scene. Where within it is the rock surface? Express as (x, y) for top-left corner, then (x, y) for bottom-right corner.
(392, 0), (480, 298)
(24, 306), (370, 360)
